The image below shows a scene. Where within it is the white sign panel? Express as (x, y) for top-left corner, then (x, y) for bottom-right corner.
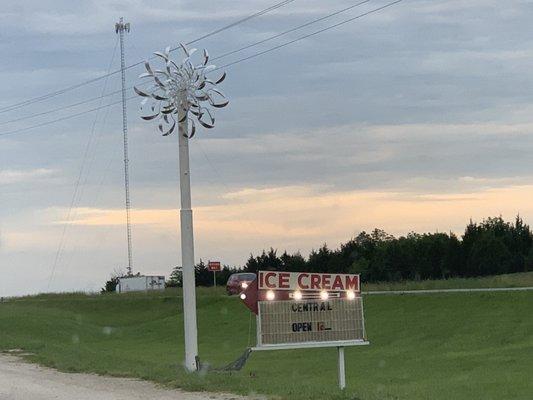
(257, 298), (365, 347)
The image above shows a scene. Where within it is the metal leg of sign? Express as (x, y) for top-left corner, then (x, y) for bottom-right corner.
(337, 346), (346, 390)
(256, 314), (262, 347)
(213, 271), (216, 288)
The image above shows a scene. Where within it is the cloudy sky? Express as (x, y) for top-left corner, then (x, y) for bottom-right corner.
(2, 0), (533, 296)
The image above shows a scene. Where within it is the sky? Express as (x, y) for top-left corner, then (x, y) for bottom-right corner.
(2, 0), (533, 296)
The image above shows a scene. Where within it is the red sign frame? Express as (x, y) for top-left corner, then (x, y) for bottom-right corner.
(241, 271), (361, 314)
(208, 261), (221, 271)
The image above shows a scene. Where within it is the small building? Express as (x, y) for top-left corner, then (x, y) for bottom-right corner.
(116, 275), (165, 293)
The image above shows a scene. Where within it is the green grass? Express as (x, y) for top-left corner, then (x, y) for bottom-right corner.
(364, 271), (533, 291)
(1, 279), (532, 400)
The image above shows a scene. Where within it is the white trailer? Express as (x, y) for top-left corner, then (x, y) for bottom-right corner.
(117, 275), (165, 293)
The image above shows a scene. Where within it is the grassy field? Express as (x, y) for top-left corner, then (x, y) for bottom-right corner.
(364, 271), (533, 291)
(1, 275), (532, 400)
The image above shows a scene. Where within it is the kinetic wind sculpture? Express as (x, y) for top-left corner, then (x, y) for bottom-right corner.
(134, 43), (228, 372)
(134, 43), (228, 137)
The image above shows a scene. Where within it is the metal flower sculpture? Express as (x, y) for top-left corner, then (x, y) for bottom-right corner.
(134, 43), (228, 138)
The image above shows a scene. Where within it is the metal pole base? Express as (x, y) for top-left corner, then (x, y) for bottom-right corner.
(338, 346), (346, 390)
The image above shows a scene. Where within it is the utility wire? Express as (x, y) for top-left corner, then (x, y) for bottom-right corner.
(0, 0), (403, 138)
(47, 37), (120, 290)
(184, 0), (296, 48)
(0, 37), (152, 127)
(216, 0), (403, 70)
(60, 77), (121, 278)
(212, 0), (371, 62)
(0, 88), (123, 127)
(0, 0), (296, 115)
(0, 98), (125, 137)
(0, 0), (367, 127)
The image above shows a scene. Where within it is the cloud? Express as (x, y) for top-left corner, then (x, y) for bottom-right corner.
(57, 183), (533, 243)
(0, 168), (57, 185)
(3, 0), (533, 295)
(0, 0), (329, 36)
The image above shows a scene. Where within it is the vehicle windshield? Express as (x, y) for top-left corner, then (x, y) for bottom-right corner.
(238, 273), (256, 281)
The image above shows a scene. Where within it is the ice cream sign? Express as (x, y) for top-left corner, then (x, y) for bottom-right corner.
(240, 271), (369, 389)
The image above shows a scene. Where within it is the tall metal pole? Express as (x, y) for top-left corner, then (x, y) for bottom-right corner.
(178, 91), (199, 371)
(134, 43), (227, 372)
(115, 18), (133, 276)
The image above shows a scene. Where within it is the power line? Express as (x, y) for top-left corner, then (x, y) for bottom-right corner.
(0, 0), (403, 138)
(216, 0), (403, 70)
(47, 36), (120, 290)
(212, 0), (371, 62)
(184, 0), (296, 48)
(0, 74), (122, 116)
(0, 0), (297, 115)
(61, 77), (123, 279)
(0, 0), (367, 127)
(0, 88), (122, 127)
(0, 97), (125, 137)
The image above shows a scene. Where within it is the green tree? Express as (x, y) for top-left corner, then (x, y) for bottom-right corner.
(467, 233), (512, 276)
(166, 266), (183, 288)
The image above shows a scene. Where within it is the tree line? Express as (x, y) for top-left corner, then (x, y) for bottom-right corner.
(166, 261), (239, 288)
(106, 215), (533, 291)
(241, 215), (533, 282)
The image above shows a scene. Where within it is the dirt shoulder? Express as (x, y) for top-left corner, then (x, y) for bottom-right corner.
(0, 354), (251, 400)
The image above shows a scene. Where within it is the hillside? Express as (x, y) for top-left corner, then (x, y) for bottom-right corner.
(1, 278), (532, 400)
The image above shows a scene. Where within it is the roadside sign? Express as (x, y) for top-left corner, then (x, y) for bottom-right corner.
(208, 261), (221, 271)
(258, 271), (360, 296)
(257, 297), (365, 346)
(240, 271), (369, 389)
(208, 261), (221, 288)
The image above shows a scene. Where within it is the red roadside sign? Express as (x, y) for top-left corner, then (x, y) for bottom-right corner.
(241, 271), (360, 314)
(258, 271), (360, 292)
(239, 270), (367, 390)
(208, 261), (221, 271)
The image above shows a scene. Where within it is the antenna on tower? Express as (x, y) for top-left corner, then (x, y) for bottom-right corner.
(115, 17), (133, 276)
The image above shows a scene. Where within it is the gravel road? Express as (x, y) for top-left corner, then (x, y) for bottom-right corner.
(0, 354), (252, 400)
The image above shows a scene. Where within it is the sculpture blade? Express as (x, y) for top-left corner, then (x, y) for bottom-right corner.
(134, 86), (150, 97)
(162, 121), (176, 136)
(144, 61), (154, 75)
(211, 99), (229, 108)
(189, 119), (196, 138)
(215, 72), (226, 84)
(179, 43), (189, 56)
(141, 113), (159, 121)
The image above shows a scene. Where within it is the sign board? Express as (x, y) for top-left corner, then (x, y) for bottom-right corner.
(208, 261), (221, 271)
(240, 271), (368, 389)
(241, 271), (367, 348)
(257, 297), (365, 347)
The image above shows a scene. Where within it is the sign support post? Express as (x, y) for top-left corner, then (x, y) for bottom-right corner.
(178, 96), (199, 372)
(208, 261), (221, 289)
(338, 346), (346, 390)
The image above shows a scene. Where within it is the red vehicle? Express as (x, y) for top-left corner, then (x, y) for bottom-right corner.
(226, 272), (256, 295)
